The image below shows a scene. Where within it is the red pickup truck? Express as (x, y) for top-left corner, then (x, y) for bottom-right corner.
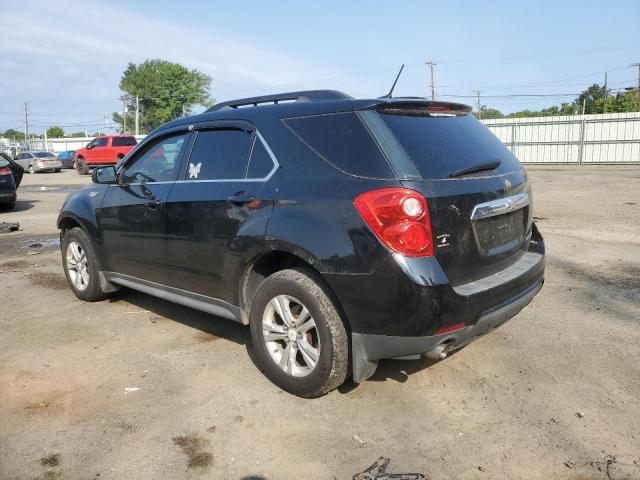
(75, 136), (137, 175)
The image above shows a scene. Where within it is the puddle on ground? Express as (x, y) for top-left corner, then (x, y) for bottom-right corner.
(0, 234), (60, 257)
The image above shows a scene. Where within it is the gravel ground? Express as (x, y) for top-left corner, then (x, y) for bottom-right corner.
(0, 167), (639, 480)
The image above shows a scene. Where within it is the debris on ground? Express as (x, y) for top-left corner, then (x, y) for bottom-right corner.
(352, 457), (426, 480)
(0, 222), (20, 234)
(124, 387), (141, 394)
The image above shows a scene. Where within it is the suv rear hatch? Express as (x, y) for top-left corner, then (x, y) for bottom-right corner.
(364, 102), (533, 286)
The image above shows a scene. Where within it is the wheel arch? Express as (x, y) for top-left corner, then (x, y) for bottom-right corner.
(239, 249), (350, 334)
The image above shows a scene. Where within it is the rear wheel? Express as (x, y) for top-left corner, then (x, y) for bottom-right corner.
(29, 165), (35, 174)
(249, 268), (349, 398)
(54, 168), (61, 173)
(75, 158), (89, 175)
(61, 227), (109, 301)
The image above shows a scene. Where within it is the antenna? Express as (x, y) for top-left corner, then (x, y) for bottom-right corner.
(382, 64), (405, 99)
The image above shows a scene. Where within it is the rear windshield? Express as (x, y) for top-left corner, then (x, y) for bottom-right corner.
(379, 113), (522, 179)
(112, 136), (137, 147)
(283, 112), (394, 179)
(33, 152), (55, 158)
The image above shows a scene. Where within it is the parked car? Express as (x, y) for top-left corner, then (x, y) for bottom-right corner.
(56, 150), (77, 169)
(74, 135), (137, 175)
(57, 90), (545, 398)
(14, 151), (62, 173)
(0, 152), (23, 210)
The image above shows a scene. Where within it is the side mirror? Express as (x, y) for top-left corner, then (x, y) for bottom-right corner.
(92, 166), (116, 184)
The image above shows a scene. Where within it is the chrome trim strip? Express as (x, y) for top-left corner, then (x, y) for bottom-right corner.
(103, 272), (244, 323)
(470, 192), (529, 221)
(452, 251), (543, 296)
(114, 128), (279, 187)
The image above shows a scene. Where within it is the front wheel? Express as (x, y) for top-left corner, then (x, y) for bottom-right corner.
(29, 165), (35, 174)
(249, 268), (349, 398)
(61, 227), (109, 301)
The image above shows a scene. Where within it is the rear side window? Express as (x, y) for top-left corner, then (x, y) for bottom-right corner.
(379, 113), (522, 179)
(246, 138), (274, 179)
(283, 112), (394, 179)
(112, 136), (137, 147)
(186, 129), (252, 180)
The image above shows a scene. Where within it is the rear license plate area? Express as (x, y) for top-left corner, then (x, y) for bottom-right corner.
(473, 208), (526, 256)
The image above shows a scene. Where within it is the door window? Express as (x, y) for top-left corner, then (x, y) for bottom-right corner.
(86, 139), (98, 149)
(121, 132), (188, 184)
(97, 138), (108, 147)
(184, 129), (252, 181)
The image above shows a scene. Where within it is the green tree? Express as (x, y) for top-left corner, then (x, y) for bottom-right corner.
(3, 129), (23, 140)
(114, 59), (213, 133)
(592, 92), (638, 113)
(46, 126), (65, 138)
(68, 131), (88, 138)
(474, 106), (503, 119)
(574, 83), (607, 114)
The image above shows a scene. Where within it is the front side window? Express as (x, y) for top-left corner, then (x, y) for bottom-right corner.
(121, 133), (188, 184)
(97, 138), (108, 147)
(185, 129), (252, 181)
(86, 139), (98, 149)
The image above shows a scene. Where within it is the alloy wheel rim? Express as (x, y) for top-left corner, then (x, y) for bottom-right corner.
(66, 241), (89, 291)
(262, 295), (320, 377)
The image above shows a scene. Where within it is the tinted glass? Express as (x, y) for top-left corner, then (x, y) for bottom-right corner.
(87, 139), (97, 148)
(122, 133), (187, 183)
(34, 152), (55, 158)
(186, 129), (252, 180)
(246, 138), (274, 178)
(379, 113), (522, 179)
(112, 136), (137, 147)
(284, 112), (394, 179)
(97, 138), (108, 147)
(0, 157), (9, 167)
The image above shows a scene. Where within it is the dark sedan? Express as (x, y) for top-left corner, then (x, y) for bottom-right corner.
(56, 150), (77, 169)
(0, 152), (23, 210)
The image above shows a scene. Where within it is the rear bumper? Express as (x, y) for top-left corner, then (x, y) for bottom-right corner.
(352, 278), (543, 381)
(32, 162), (62, 172)
(0, 191), (16, 203)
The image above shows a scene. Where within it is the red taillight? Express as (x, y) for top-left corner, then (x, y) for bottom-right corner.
(0, 167), (12, 176)
(354, 188), (434, 256)
(436, 323), (465, 335)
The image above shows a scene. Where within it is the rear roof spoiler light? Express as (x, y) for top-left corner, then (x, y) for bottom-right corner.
(372, 100), (472, 116)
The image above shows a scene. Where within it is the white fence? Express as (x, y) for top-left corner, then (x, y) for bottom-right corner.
(26, 135), (147, 153)
(482, 112), (640, 164)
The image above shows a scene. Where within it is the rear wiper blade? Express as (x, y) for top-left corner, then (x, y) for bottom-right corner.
(449, 161), (501, 178)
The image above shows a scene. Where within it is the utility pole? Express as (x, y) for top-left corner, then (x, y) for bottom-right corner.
(122, 96), (127, 133)
(135, 94), (140, 136)
(425, 60), (436, 100)
(603, 72), (608, 113)
(632, 63), (640, 112)
(473, 90), (482, 118)
(23, 101), (29, 150)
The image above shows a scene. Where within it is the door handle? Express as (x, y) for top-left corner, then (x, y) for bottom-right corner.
(227, 192), (255, 205)
(146, 199), (164, 211)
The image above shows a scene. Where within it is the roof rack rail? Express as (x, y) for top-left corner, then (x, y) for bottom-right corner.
(206, 90), (352, 112)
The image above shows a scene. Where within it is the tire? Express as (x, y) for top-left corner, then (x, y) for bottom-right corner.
(249, 268), (349, 398)
(29, 165), (35, 174)
(54, 168), (61, 173)
(76, 158), (89, 175)
(61, 227), (109, 302)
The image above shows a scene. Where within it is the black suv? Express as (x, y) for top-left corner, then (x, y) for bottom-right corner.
(58, 90), (545, 398)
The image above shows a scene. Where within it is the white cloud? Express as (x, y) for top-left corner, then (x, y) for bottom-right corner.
(0, 0), (346, 131)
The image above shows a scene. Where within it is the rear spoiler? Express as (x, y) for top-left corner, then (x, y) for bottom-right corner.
(368, 99), (472, 116)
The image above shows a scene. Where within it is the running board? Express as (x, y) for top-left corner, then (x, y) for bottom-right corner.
(102, 272), (244, 324)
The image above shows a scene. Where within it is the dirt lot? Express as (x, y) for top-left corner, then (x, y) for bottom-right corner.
(1, 166), (639, 480)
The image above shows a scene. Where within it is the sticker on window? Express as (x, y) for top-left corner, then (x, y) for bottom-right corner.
(189, 162), (202, 179)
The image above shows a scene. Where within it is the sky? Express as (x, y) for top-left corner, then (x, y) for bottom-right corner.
(1, 0), (639, 134)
